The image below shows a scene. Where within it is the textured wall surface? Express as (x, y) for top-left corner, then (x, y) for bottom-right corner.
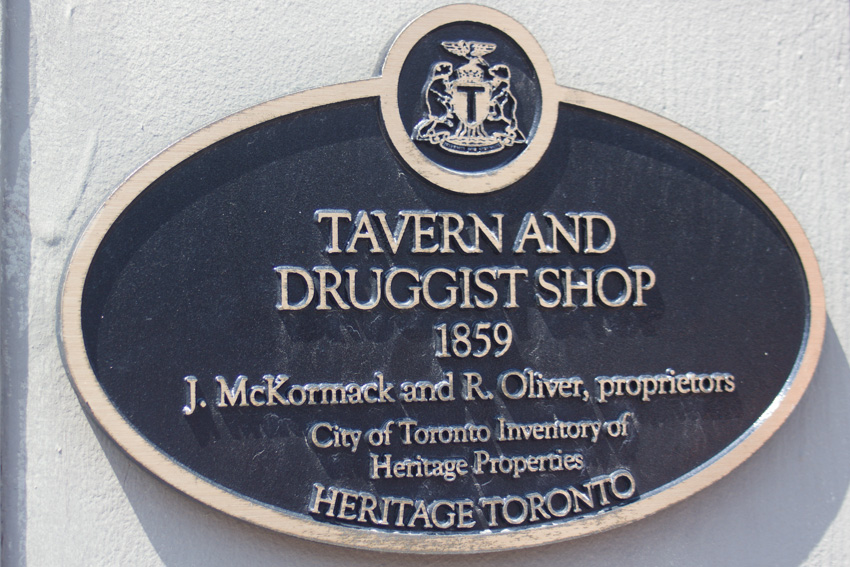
(2, 1), (849, 565)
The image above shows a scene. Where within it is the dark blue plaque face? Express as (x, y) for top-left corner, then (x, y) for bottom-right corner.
(61, 5), (824, 554)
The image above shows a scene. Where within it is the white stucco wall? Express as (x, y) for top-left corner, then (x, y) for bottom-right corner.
(2, 1), (849, 565)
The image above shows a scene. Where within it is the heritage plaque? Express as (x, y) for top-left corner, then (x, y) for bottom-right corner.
(60, 5), (824, 553)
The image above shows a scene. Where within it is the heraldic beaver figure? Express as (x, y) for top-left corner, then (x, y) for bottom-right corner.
(412, 62), (455, 144)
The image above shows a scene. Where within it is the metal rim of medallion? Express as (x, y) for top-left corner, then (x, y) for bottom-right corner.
(59, 4), (826, 554)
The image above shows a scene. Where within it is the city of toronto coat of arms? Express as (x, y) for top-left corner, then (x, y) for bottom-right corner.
(412, 40), (526, 155)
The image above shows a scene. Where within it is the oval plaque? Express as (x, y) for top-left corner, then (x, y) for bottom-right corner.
(61, 5), (824, 553)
